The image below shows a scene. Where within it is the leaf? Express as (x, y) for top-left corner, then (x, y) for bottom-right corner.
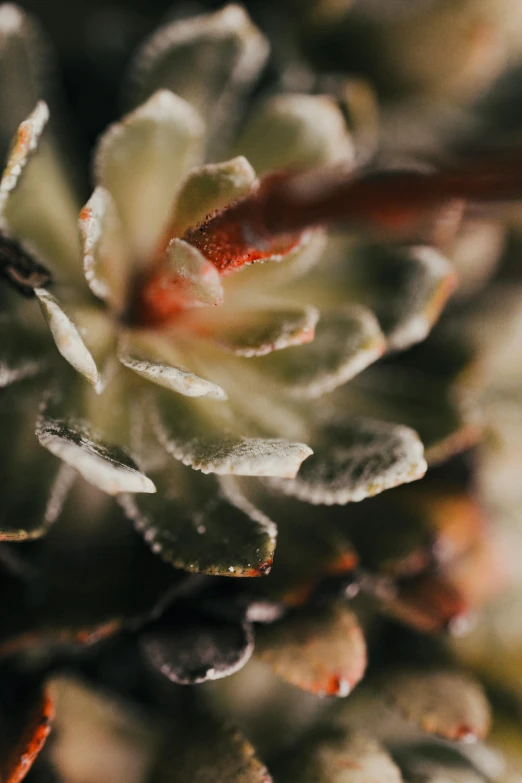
(383, 669), (491, 742)
(0, 675), (53, 783)
(395, 743), (490, 783)
(269, 415), (426, 505)
(127, 5), (268, 155)
(254, 305), (385, 398)
(0, 315), (46, 388)
(79, 186), (130, 313)
(140, 602), (254, 684)
(119, 465), (276, 576)
(164, 238), (224, 307)
(200, 303), (319, 357)
(235, 93), (354, 174)
(151, 388), (312, 478)
(94, 90), (204, 263)
(273, 729), (403, 783)
(0, 476), (181, 656)
(256, 602), (366, 697)
(34, 288), (101, 389)
(36, 388), (155, 496)
(118, 330), (227, 400)
(0, 101), (49, 219)
(0, 381), (70, 542)
(149, 707), (272, 783)
(172, 156), (256, 236)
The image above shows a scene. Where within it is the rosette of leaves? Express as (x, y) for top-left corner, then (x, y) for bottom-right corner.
(0, 2), (460, 583)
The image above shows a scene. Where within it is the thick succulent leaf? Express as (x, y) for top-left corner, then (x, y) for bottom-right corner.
(0, 315), (46, 388)
(119, 330), (227, 400)
(36, 387), (155, 496)
(0, 5), (49, 152)
(383, 669), (490, 742)
(127, 5), (268, 155)
(256, 602), (366, 697)
(49, 677), (158, 783)
(149, 707), (272, 783)
(34, 288), (102, 388)
(151, 388), (312, 478)
(140, 601), (254, 684)
(0, 674), (53, 783)
(254, 305), (385, 398)
(0, 100), (48, 219)
(270, 414), (426, 505)
(201, 303), (319, 357)
(164, 237), (224, 307)
(396, 744), (489, 783)
(95, 90), (204, 263)
(79, 186), (130, 313)
(0, 477), (181, 655)
(235, 93), (354, 175)
(172, 156), (256, 236)
(274, 729), (402, 783)
(0, 381), (70, 542)
(120, 462), (276, 576)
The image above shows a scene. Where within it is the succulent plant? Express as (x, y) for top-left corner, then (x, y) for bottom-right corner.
(1, 2), (522, 782)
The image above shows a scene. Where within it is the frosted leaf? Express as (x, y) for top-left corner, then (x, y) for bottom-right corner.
(274, 730), (402, 783)
(0, 100), (48, 220)
(202, 303), (319, 357)
(79, 186), (130, 313)
(172, 156), (256, 236)
(255, 305), (385, 398)
(119, 332), (227, 400)
(140, 607), (254, 685)
(119, 468), (276, 576)
(151, 389), (313, 478)
(235, 93), (354, 174)
(95, 90), (204, 263)
(257, 602), (366, 697)
(383, 669), (491, 742)
(36, 401), (156, 495)
(269, 415), (426, 504)
(127, 4), (268, 155)
(35, 287), (100, 388)
(165, 237), (224, 307)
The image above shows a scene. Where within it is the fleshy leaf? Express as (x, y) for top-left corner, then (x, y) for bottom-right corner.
(0, 100), (48, 219)
(149, 707), (272, 783)
(119, 330), (227, 400)
(235, 93), (354, 174)
(0, 477), (181, 656)
(269, 415), (426, 505)
(165, 238), (224, 307)
(256, 602), (366, 697)
(140, 602), (254, 684)
(36, 389), (155, 496)
(383, 669), (491, 742)
(79, 186), (130, 313)
(172, 156), (256, 236)
(200, 303), (319, 357)
(0, 382), (71, 541)
(34, 288), (100, 388)
(127, 5), (268, 155)
(0, 674), (54, 783)
(0, 315), (45, 388)
(120, 465), (276, 576)
(274, 729), (402, 783)
(94, 90), (204, 263)
(254, 305), (385, 397)
(152, 388), (312, 478)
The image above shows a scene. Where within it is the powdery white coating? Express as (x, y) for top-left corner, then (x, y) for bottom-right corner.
(212, 304), (320, 358)
(79, 186), (129, 313)
(34, 287), (100, 388)
(36, 415), (156, 496)
(167, 238), (224, 307)
(269, 418), (427, 505)
(386, 245), (456, 351)
(119, 352), (227, 400)
(0, 100), (49, 219)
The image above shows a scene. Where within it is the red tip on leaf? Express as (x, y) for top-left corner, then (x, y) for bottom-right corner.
(3, 689), (54, 783)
